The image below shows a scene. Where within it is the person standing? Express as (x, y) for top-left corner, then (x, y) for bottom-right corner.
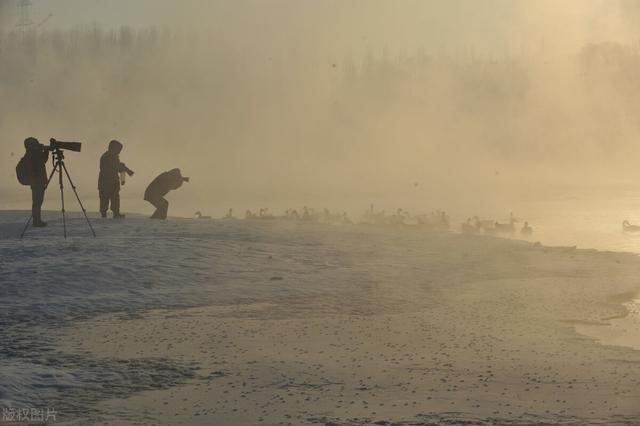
(98, 140), (134, 219)
(23, 137), (49, 227)
(144, 168), (189, 219)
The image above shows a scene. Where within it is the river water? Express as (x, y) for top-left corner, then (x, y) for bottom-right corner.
(492, 190), (640, 352)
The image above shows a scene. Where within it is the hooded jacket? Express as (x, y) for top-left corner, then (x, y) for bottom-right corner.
(144, 168), (185, 199)
(98, 140), (128, 192)
(24, 138), (49, 187)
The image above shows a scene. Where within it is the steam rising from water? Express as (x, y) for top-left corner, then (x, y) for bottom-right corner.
(2, 1), (640, 217)
(0, 0), (12, 28)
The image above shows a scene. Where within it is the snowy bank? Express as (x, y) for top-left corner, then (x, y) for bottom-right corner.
(1, 211), (639, 424)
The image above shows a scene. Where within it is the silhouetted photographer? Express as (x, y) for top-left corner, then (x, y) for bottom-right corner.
(17, 137), (95, 238)
(98, 140), (134, 219)
(16, 137), (49, 227)
(144, 168), (189, 219)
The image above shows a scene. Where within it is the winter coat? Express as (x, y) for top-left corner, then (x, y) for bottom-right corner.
(144, 169), (185, 200)
(98, 150), (128, 193)
(25, 147), (49, 187)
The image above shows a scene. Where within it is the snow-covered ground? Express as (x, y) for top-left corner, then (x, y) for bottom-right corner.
(1, 210), (640, 424)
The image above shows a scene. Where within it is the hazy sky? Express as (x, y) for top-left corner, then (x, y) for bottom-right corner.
(4, 0), (640, 216)
(3, 0), (640, 55)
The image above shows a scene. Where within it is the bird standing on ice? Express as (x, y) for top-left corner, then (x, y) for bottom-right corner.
(622, 220), (640, 233)
(521, 221), (533, 236)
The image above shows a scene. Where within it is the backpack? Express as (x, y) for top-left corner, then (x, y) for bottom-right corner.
(16, 156), (31, 186)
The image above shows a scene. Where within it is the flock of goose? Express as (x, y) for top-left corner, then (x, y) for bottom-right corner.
(193, 208), (640, 240)
(192, 206), (538, 237)
(462, 214), (533, 237)
(195, 207), (353, 224)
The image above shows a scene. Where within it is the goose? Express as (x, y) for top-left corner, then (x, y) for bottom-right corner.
(462, 218), (479, 234)
(194, 211), (211, 220)
(521, 221), (533, 236)
(438, 211), (450, 230)
(302, 206), (311, 221)
(473, 216), (494, 230)
(341, 212), (353, 225)
(622, 220), (640, 232)
(494, 217), (516, 233)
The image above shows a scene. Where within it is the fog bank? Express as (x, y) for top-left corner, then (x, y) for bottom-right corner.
(2, 1), (640, 217)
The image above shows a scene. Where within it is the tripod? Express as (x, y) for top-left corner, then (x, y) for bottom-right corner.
(20, 148), (96, 239)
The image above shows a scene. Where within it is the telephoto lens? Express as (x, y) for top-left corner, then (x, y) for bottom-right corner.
(50, 138), (82, 152)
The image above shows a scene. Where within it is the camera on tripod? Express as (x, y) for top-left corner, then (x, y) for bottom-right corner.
(38, 138), (82, 153)
(20, 136), (95, 239)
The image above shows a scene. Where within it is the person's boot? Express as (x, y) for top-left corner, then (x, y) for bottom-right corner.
(113, 212), (126, 219)
(100, 211), (107, 218)
(33, 212), (47, 227)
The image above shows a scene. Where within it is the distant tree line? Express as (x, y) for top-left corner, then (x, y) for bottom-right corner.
(2, 24), (640, 163)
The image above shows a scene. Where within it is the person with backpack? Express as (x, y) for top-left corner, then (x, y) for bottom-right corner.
(17, 137), (50, 227)
(98, 140), (134, 219)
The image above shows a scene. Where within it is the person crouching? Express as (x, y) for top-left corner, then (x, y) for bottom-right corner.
(144, 168), (189, 219)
